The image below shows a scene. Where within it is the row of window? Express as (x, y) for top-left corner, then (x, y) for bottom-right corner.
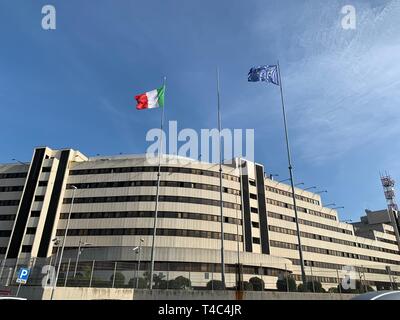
(69, 166), (240, 182)
(266, 186), (320, 206)
(268, 225), (399, 255)
(0, 214), (15, 221)
(0, 200), (20, 207)
(56, 228), (243, 242)
(63, 195), (241, 210)
(270, 240), (400, 266)
(268, 211), (352, 235)
(0, 172), (27, 179)
(376, 237), (398, 246)
(292, 273), (338, 284)
(59, 210), (242, 225)
(386, 230), (396, 236)
(0, 186), (24, 192)
(0, 230), (11, 237)
(291, 259), (400, 277)
(266, 198), (336, 221)
(66, 180), (240, 196)
(62, 260), (283, 276)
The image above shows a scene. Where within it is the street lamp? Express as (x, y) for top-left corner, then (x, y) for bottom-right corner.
(304, 186), (316, 191)
(268, 173), (279, 180)
(325, 203), (336, 207)
(295, 182), (304, 186)
(52, 238), (61, 271)
(51, 185), (77, 300)
(315, 190), (328, 194)
(333, 206), (345, 210)
(73, 239), (92, 277)
(133, 239), (144, 289)
(278, 178), (290, 183)
(12, 158), (28, 165)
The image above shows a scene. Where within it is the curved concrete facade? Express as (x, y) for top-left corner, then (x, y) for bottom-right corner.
(1, 147), (400, 290)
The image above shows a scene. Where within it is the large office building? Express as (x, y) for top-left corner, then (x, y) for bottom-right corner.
(1, 146), (400, 290)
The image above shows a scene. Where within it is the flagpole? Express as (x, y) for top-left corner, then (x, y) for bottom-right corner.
(149, 76), (166, 290)
(276, 61), (307, 287)
(216, 68), (226, 289)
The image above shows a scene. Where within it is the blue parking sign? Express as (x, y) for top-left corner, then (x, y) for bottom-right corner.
(16, 268), (30, 284)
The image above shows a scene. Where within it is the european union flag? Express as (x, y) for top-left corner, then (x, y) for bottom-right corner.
(248, 65), (280, 85)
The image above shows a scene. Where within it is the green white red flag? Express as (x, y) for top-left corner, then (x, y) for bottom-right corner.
(135, 86), (165, 110)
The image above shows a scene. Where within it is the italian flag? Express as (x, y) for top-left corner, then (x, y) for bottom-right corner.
(135, 86), (165, 110)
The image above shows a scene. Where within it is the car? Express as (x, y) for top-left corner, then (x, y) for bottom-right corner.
(0, 296), (27, 300)
(351, 290), (400, 300)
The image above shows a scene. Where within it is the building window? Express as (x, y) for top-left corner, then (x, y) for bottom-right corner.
(21, 245), (32, 253)
(26, 227), (37, 234)
(252, 237), (260, 244)
(251, 221), (260, 228)
(42, 167), (51, 172)
(31, 211), (41, 217)
(34, 195), (45, 202)
(250, 207), (258, 213)
(250, 193), (257, 200)
(38, 181), (48, 187)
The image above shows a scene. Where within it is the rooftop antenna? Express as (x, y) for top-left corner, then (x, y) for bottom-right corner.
(380, 172), (400, 251)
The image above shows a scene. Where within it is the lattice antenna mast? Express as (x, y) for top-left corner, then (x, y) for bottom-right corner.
(380, 173), (400, 251)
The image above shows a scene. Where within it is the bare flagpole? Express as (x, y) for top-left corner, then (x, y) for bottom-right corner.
(149, 77), (166, 290)
(216, 68), (226, 289)
(276, 61), (307, 287)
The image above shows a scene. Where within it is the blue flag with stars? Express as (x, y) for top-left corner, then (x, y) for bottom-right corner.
(248, 65), (280, 85)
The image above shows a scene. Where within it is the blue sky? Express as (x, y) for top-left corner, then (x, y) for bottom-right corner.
(1, 0), (400, 221)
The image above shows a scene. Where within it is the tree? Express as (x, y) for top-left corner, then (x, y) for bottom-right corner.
(206, 280), (225, 290)
(276, 276), (297, 292)
(168, 276), (191, 289)
(240, 281), (253, 291)
(142, 271), (167, 289)
(110, 272), (125, 288)
(298, 281), (325, 293)
(249, 277), (265, 291)
(128, 277), (148, 289)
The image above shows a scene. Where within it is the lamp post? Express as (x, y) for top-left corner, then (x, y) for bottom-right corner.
(133, 239), (144, 289)
(51, 185), (77, 300)
(12, 158), (28, 165)
(73, 239), (92, 277)
(295, 182), (304, 186)
(52, 238), (61, 271)
(304, 186), (316, 191)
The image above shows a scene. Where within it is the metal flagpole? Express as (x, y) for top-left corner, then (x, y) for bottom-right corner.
(276, 61), (307, 286)
(149, 77), (166, 290)
(216, 68), (226, 289)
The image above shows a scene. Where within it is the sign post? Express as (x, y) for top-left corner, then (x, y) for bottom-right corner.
(15, 268), (30, 297)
